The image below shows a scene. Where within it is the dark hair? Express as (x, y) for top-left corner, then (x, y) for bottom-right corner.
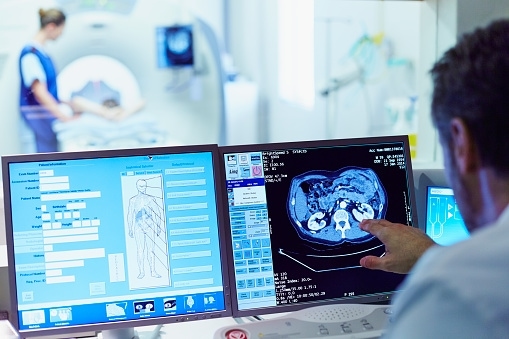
(39, 8), (66, 28)
(102, 98), (120, 108)
(430, 19), (509, 176)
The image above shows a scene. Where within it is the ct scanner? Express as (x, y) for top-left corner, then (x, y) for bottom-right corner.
(0, 0), (226, 155)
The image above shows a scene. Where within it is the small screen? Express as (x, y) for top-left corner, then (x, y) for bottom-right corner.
(156, 25), (194, 68)
(425, 186), (469, 246)
(2, 145), (230, 337)
(220, 136), (417, 316)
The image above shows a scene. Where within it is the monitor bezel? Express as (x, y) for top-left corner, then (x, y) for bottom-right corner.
(412, 168), (447, 232)
(218, 135), (418, 318)
(424, 184), (450, 239)
(1, 144), (232, 338)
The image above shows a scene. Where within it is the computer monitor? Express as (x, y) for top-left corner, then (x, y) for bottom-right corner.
(219, 135), (418, 317)
(1, 145), (231, 338)
(425, 186), (469, 245)
(413, 168), (469, 246)
(156, 25), (194, 68)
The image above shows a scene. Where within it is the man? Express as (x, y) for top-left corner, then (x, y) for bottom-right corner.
(359, 19), (509, 338)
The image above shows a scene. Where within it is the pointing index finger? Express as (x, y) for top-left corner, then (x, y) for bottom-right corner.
(359, 219), (390, 237)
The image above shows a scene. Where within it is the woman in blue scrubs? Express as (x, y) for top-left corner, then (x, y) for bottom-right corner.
(19, 8), (76, 153)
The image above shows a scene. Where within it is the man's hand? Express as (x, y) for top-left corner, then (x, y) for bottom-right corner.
(359, 219), (436, 274)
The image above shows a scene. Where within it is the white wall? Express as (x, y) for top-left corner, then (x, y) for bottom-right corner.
(457, 0), (509, 35)
(227, 0), (276, 143)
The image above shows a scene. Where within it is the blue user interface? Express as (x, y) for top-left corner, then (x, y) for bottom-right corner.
(7, 151), (225, 331)
(425, 186), (470, 246)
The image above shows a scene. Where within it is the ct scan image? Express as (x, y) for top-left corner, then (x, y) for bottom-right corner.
(287, 167), (387, 246)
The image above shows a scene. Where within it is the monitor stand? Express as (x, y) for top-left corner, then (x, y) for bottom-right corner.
(101, 325), (162, 339)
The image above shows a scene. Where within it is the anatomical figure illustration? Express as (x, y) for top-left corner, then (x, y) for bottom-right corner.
(288, 167), (387, 246)
(127, 179), (165, 279)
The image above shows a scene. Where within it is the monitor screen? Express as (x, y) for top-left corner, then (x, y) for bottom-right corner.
(219, 136), (417, 317)
(156, 25), (194, 68)
(2, 145), (231, 338)
(425, 186), (469, 246)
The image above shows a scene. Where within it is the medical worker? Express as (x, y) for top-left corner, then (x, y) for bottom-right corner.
(359, 19), (509, 338)
(19, 8), (76, 153)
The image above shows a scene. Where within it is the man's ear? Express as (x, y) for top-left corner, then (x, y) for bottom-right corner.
(449, 117), (479, 174)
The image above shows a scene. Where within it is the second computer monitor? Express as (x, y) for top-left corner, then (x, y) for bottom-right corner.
(219, 135), (418, 317)
(414, 168), (470, 245)
(425, 186), (469, 245)
(413, 168), (469, 246)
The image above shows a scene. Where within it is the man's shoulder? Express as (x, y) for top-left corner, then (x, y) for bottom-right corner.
(421, 221), (509, 281)
(397, 221), (509, 325)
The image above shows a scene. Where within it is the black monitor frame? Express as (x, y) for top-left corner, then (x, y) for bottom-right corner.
(218, 135), (418, 318)
(412, 168), (447, 232)
(2, 144), (232, 338)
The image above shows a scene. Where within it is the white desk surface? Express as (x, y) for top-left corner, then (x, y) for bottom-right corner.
(0, 245), (6, 267)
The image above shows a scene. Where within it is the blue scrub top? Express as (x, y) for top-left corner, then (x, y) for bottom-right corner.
(19, 44), (59, 153)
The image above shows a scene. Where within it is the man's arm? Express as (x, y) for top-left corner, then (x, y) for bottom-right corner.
(359, 219), (436, 274)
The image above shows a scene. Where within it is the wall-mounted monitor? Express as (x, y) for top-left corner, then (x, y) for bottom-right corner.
(156, 25), (194, 68)
(2, 144), (231, 338)
(218, 135), (418, 317)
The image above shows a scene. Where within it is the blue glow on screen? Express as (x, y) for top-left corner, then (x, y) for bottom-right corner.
(425, 186), (470, 246)
(8, 151), (225, 331)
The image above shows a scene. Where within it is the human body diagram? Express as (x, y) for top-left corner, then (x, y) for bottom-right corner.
(122, 175), (170, 289)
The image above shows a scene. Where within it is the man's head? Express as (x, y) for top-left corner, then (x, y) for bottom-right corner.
(430, 19), (509, 230)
